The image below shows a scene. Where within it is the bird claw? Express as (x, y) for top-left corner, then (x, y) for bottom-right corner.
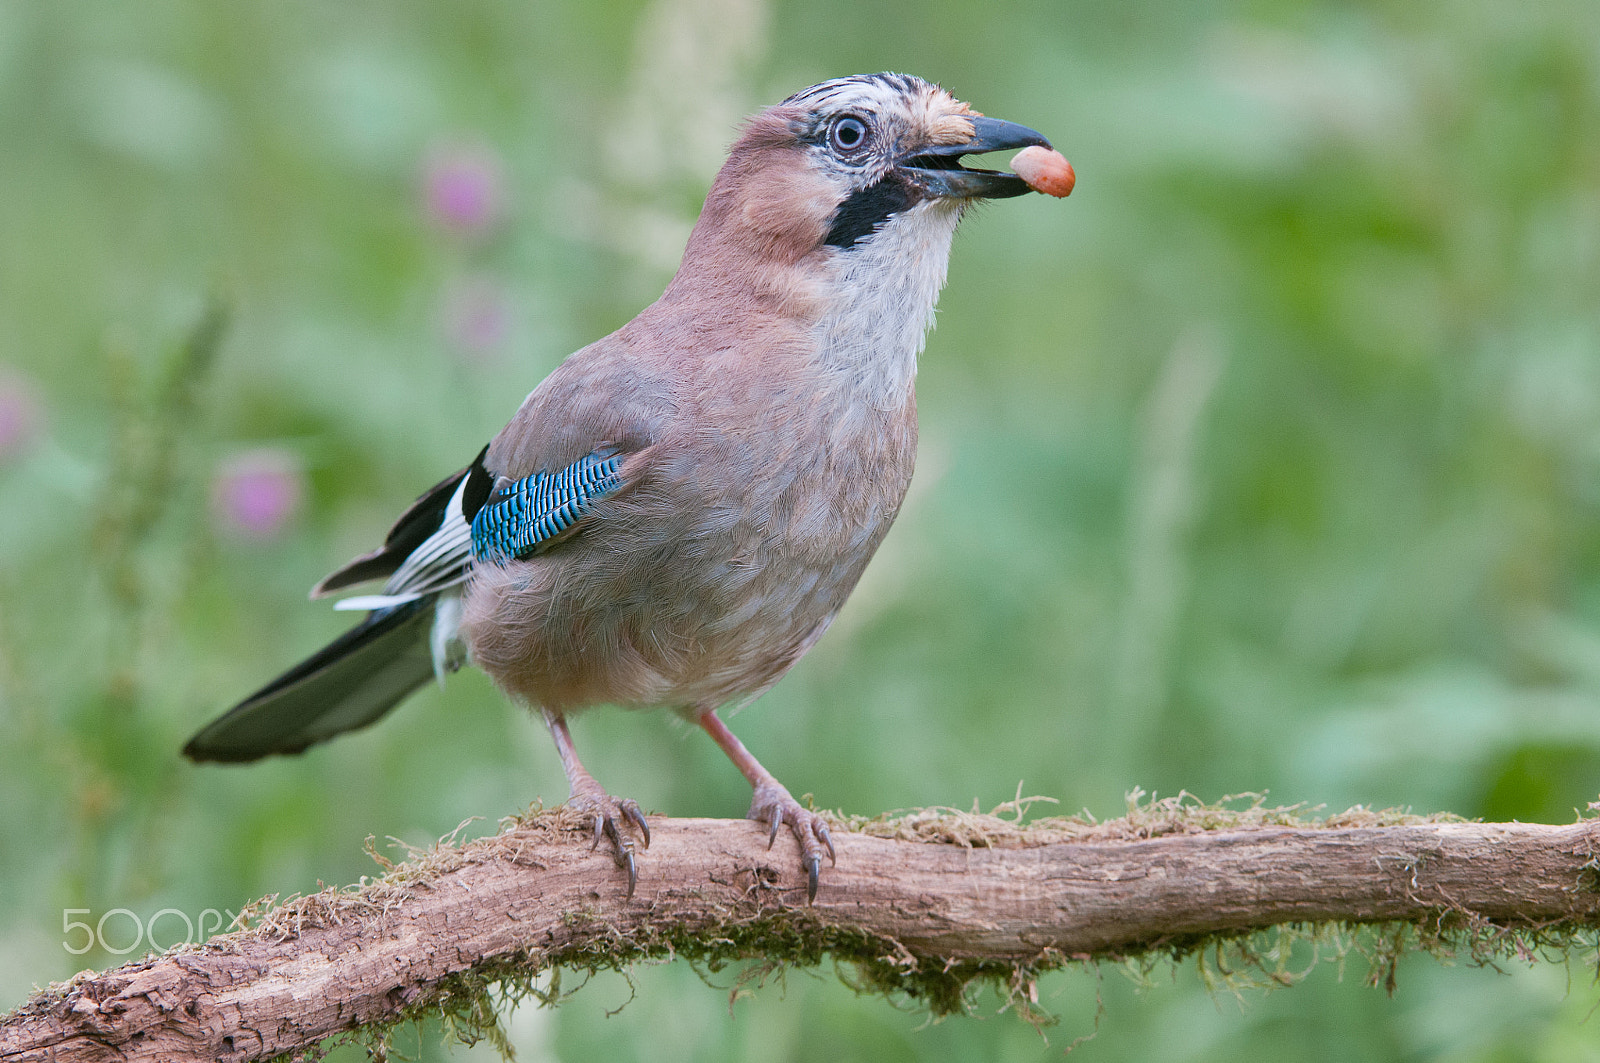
(624, 801), (652, 848)
(749, 783), (836, 903)
(568, 791), (650, 898)
(621, 845), (638, 897)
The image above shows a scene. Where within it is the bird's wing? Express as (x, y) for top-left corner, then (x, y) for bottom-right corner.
(186, 444), (630, 761)
(470, 447), (626, 564)
(374, 465), (487, 599)
(483, 335), (674, 480)
(309, 335), (674, 612)
(325, 444), (633, 612)
(316, 447), (496, 612)
(311, 445), (493, 598)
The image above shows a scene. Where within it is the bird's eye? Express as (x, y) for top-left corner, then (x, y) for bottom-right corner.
(829, 115), (869, 154)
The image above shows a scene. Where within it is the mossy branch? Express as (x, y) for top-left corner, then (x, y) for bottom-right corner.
(5, 797), (1600, 1062)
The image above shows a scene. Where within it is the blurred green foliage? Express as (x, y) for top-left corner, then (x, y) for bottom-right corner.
(3, 0), (1600, 1058)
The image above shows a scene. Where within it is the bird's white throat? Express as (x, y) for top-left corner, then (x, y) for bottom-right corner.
(814, 200), (963, 409)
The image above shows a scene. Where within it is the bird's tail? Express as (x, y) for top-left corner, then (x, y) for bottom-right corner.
(183, 597), (451, 763)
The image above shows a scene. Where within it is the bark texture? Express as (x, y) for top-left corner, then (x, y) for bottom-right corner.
(5, 811), (1599, 1062)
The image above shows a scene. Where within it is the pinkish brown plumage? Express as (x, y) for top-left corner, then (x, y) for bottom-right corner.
(185, 73), (1067, 901)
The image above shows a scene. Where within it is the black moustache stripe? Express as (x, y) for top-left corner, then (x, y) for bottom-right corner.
(824, 174), (916, 250)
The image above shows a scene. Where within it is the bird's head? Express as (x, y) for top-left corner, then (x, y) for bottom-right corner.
(781, 73), (1052, 250)
(674, 73), (1053, 294)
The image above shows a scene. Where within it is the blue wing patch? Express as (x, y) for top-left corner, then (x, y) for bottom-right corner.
(470, 448), (624, 565)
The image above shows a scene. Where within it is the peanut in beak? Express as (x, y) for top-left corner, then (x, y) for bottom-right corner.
(1011, 145), (1075, 198)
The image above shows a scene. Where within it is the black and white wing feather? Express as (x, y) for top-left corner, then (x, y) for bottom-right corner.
(184, 444), (627, 763)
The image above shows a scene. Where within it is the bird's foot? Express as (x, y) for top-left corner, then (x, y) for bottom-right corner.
(567, 785), (650, 897)
(748, 782), (836, 902)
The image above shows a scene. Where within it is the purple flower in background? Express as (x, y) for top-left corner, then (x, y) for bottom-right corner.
(423, 142), (506, 236)
(442, 274), (512, 361)
(0, 370), (43, 464)
(211, 448), (305, 540)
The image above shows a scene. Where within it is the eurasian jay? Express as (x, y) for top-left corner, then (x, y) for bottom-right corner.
(184, 73), (1063, 900)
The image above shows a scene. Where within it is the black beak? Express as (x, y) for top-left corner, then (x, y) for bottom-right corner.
(898, 116), (1053, 200)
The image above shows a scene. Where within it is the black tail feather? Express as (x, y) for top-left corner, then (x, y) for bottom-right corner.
(184, 599), (437, 763)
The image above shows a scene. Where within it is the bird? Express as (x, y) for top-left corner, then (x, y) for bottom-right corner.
(184, 72), (1063, 901)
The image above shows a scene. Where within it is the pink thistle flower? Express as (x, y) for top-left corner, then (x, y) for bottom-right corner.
(211, 448), (305, 540)
(423, 142), (506, 236)
(0, 370), (43, 464)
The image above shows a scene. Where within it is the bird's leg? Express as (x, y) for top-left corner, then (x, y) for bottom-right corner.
(696, 708), (835, 901)
(543, 708), (649, 896)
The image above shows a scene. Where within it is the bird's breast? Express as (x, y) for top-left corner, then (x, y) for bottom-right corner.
(684, 362), (918, 565)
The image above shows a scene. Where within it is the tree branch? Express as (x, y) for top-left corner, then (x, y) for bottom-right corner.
(5, 804), (1600, 1063)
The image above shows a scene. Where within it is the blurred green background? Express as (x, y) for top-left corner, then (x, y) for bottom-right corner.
(4, 0), (1600, 1058)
